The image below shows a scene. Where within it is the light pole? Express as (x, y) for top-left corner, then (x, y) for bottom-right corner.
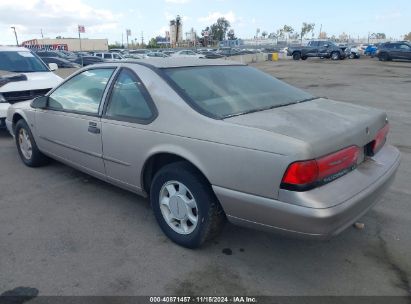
(11, 26), (19, 46)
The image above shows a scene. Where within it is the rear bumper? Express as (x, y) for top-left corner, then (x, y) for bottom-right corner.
(213, 145), (400, 239)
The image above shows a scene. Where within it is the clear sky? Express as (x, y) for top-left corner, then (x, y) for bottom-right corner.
(0, 0), (409, 45)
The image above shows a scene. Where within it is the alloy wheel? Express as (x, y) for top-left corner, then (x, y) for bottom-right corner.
(18, 128), (33, 160)
(159, 181), (199, 235)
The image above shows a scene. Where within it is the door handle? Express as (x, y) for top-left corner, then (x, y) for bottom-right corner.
(88, 122), (100, 134)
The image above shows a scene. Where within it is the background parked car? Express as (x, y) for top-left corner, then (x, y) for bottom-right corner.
(123, 54), (147, 60)
(94, 52), (125, 61)
(171, 50), (205, 58)
(41, 57), (81, 68)
(364, 45), (378, 57)
(345, 45), (361, 59)
(146, 52), (170, 58)
(73, 56), (105, 66)
(201, 51), (224, 59)
(288, 40), (346, 60)
(216, 48), (240, 57)
(377, 42), (411, 61)
(36, 50), (67, 60)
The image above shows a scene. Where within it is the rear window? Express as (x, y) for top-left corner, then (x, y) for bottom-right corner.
(163, 65), (314, 119)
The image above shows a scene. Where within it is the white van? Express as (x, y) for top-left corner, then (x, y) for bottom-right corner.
(0, 47), (63, 127)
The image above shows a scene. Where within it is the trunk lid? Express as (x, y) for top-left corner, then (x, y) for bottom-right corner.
(223, 98), (387, 158)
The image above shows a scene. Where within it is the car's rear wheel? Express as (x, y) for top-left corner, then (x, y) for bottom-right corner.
(15, 120), (48, 167)
(150, 162), (225, 248)
(331, 52), (340, 60)
(293, 52), (301, 60)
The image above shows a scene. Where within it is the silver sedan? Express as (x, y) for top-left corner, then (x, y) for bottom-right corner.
(6, 59), (400, 248)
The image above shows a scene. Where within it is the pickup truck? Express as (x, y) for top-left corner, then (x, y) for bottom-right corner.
(288, 40), (346, 60)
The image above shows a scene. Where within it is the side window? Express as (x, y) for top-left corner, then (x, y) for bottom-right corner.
(48, 69), (115, 114)
(113, 54), (121, 59)
(104, 53), (112, 59)
(105, 69), (155, 122)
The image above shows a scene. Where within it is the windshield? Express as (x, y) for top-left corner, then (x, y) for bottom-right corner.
(0, 51), (49, 73)
(163, 65), (314, 119)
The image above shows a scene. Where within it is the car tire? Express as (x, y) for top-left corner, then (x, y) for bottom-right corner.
(293, 52), (301, 60)
(15, 119), (49, 167)
(331, 52), (340, 60)
(349, 53), (355, 59)
(380, 53), (390, 61)
(150, 161), (226, 249)
(301, 56), (307, 60)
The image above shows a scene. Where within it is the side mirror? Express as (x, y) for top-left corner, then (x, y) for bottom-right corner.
(324, 44), (329, 48)
(31, 95), (48, 109)
(48, 63), (58, 71)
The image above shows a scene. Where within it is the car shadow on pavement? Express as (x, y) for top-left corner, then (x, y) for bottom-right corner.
(0, 128), (12, 138)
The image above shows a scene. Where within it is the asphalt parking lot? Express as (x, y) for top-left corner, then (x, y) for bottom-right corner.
(0, 57), (410, 297)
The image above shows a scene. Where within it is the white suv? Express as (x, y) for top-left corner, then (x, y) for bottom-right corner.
(0, 47), (62, 127)
(94, 52), (125, 61)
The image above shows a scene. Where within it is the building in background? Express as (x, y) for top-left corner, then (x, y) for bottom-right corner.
(22, 38), (108, 51)
(169, 16), (183, 47)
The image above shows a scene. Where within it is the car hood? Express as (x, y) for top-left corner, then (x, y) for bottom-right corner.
(9, 99), (32, 110)
(0, 71), (62, 93)
(223, 98), (387, 158)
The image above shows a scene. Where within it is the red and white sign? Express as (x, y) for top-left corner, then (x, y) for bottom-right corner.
(78, 25), (85, 33)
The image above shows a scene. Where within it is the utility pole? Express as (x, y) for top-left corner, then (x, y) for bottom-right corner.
(78, 25), (85, 67)
(319, 24), (322, 38)
(11, 27), (19, 46)
(141, 31), (144, 46)
(41, 28), (44, 39)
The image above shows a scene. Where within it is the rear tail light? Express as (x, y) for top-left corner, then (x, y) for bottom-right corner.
(281, 146), (360, 191)
(369, 123), (389, 156)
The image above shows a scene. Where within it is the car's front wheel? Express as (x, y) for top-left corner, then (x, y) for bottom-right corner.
(150, 162), (225, 248)
(331, 52), (340, 60)
(15, 119), (48, 167)
(292, 52), (301, 60)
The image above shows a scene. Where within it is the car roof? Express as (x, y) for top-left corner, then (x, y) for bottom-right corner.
(105, 58), (245, 69)
(0, 46), (31, 52)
